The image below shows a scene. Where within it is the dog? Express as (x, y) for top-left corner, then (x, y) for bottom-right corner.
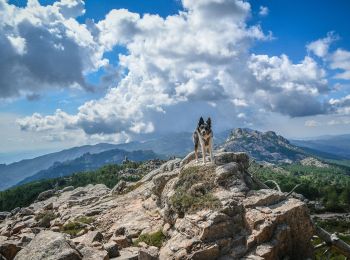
(193, 117), (214, 164)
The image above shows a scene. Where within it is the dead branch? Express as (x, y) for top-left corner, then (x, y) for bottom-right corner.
(286, 184), (301, 198)
(314, 224), (350, 258)
(264, 180), (281, 192)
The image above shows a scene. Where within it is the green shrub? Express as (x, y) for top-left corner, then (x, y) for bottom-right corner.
(35, 210), (57, 228)
(134, 230), (166, 248)
(75, 216), (95, 225)
(169, 165), (221, 214)
(61, 221), (85, 236)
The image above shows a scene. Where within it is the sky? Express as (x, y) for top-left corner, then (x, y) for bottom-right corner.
(0, 0), (349, 162)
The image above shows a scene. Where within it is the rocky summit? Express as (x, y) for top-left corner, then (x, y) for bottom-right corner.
(219, 128), (307, 163)
(0, 151), (315, 260)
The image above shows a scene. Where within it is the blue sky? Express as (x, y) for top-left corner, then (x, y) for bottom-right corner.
(0, 0), (349, 162)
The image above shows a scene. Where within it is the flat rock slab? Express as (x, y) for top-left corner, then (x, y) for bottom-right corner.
(14, 231), (81, 260)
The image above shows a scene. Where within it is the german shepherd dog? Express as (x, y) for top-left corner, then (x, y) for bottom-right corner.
(193, 117), (213, 164)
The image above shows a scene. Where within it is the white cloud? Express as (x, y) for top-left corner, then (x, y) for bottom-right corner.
(248, 54), (329, 116)
(0, 0), (106, 98)
(16, 0), (349, 142)
(259, 6), (269, 16)
(306, 32), (337, 58)
(305, 120), (319, 127)
(330, 49), (350, 80)
(329, 95), (350, 115)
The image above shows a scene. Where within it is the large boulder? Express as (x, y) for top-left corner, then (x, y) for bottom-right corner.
(36, 190), (55, 202)
(14, 231), (81, 260)
(0, 238), (22, 260)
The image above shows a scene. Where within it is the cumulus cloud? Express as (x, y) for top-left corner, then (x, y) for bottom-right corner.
(329, 95), (350, 115)
(259, 6), (269, 16)
(248, 54), (329, 116)
(0, 0), (106, 98)
(306, 32), (337, 58)
(330, 49), (350, 80)
(16, 0), (346, 142)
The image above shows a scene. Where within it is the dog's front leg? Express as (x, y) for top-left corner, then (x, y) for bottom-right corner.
(201, 144), (206, 164)
(209, 140), (214, 163)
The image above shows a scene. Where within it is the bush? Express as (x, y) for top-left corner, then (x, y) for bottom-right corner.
(75, 216), (95, 225)
(35, 210), (57, 228)
(61, 221), (85, 237)
(134, 230), (166, 248)
(170, 165), (221, 215)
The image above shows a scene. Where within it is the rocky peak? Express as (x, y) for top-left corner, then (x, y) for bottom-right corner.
(221, 128), (305, 163)
(0, 151), (315, 259)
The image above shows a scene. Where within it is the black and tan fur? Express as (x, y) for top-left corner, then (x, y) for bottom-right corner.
(193, 117), (213, 164)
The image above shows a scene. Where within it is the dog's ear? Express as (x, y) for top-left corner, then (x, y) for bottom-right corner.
(206, 117), (211, 127)
(198, 117), (204, 126)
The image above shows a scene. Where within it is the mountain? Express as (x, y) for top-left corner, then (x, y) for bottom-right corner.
(0, 143), (124, 191)
(114, 132), (193, 156)
(0, 153), (315, 259)
(218, 128), (309, 163)
(16, 149), (162, 186)
(291, 134), (350, 159)
(1, 129), (343, 191)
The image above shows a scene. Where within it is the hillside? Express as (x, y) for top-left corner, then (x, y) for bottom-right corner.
(16, 149), (163, 186)
(219, 128), (308, 163)
(292, 134), (350, 159)
(0, 152), (317, 259)
(0, 143), (121, 191)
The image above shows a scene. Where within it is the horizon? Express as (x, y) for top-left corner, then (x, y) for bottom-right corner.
(1, 0), (350, 161)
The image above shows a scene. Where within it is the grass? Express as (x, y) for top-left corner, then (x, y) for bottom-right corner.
(133, 230), (166, 248)
(35, 210), (57, 228)
(61, 216), (95, 236)
(169, 165), (221, 215)
(61, 221), (85, 236)
(75, 216), (95, 225)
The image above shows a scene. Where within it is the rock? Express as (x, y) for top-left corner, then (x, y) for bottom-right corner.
(300, 157), (329, 168)
(36, 189), (55, 201)
(110, 235), (130, 249)
(11, 207), (20, 216)
(138, 246), (159, 260)
(44, 202), (54, 210)
(12, 222), (27, 234)
(244, 189), (285, 208)
(73, 231), (103, 246)
(62, 186), (75, 192)
(50, 226), (61, 232)
(19, 233), (35, 245)
(14, 231), (81, 260)
(19, 208), (34, 216)
(79, 246), (108, 260)
(190, 244), (220, 260)
(3, 152), (316, 260)
(0, 212), (10, 221)
(115, 247), (139, 260)
(111, 181), (127, 195)
(114, 226), (126, 236)
(0, 239), (22, 260)
(104, 242), (120, 258)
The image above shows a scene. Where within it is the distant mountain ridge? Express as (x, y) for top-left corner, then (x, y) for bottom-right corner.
(291, 134), (350, 159)
(1, 129), (348, 191)
(0, 143), (124, 191)
(16, 149), (162, 186)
